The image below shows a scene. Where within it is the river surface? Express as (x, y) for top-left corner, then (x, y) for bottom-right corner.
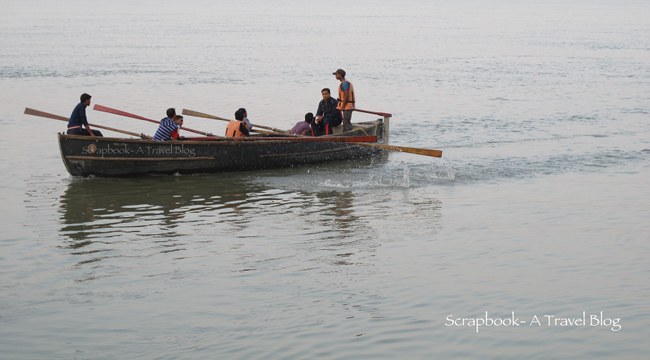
(1, 0), (649, 359)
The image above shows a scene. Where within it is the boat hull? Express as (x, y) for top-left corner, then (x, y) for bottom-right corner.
(58, 121), (385, 176)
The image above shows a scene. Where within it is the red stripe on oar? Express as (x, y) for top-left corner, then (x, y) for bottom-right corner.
(24, 107), (149, 138)
(94, 104), (215, 137)
(93, 104), (157, 123)
(180, 135), (378, 143)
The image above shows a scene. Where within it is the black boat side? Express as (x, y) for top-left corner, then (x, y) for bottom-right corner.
(58, 120), (385, 176)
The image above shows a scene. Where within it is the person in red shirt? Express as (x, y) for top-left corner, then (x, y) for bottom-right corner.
(170, 115), (184, 140)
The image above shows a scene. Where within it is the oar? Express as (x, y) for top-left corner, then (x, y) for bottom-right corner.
(94, 104), (219, 137)
(357, 143), (442, 158)
(184, 108), (440, 156)
(347, 109), (443, 157)
(249, 128), (293, 136)
(352, 108), (393, 118)
(24, 108), (150, 138)
(182, 109), (290, 134)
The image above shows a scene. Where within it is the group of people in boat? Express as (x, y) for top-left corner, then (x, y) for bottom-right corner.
(66, 69), (355, 140)
(289, 69), (355, 136)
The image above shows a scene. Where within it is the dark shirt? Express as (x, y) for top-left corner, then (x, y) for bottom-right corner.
(311, 120), (324, 137)
(240, 122), (250, 136)
(316, 97), (342, 131)
(316, 97), (340, 120)
(68, 102), (88, 128)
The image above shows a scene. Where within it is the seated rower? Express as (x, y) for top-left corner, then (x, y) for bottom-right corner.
(225, 108), (251, 138)
(154, 113), (184, 141)
(67, 93), (103, 136)
(290, 112), (314, 136)
(236, 107), (253, 133)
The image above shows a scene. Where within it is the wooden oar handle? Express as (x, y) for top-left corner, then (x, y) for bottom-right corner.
(94, 104), (155, 123)
(24, 107), (68, 121)
(24, 107), (150, 138)
(361, 143), (442, 158)
(183, 108), (289, 134)
(95, 104), (217, 137)
(182, 109), (227, 121)
(352, 108), (392, 118)
(92, 125), (150, 138)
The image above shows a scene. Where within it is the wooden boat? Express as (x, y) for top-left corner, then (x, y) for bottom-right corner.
(58, 120), (386, 177)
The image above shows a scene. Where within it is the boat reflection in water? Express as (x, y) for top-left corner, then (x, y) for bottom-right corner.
(57, 171), (361, 260)
(56, 152), (441, 275)
(58, 153), (391, 240)
(59, 173), (263, 243)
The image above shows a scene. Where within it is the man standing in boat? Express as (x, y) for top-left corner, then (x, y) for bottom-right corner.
(67, 93), (103, 136)
(333, 69), (355, 131)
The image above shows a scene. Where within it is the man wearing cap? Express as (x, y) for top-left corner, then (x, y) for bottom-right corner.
(333, 69), (355, 131)
(67, 93), (103, 136)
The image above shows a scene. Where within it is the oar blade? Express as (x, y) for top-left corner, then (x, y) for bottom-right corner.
(182, 109), (224, 121)
(183, 108), (289, 135)
(25, 107), (149, 138)
(393, 145), (442, 158)
(25, 107), (69, 121)
(365, 143), (443, 158)
(94, 104), (154, 122)
(97, 104), (219, 137)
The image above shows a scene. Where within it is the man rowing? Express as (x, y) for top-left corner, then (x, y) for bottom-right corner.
(154, 108), (184, 141)
(67, 93), (103, 136)
(225, 108), (251, 137)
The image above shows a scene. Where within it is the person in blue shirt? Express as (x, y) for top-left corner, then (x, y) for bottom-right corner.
(154, 108), (183, 141)
(67, 93), (103, 136)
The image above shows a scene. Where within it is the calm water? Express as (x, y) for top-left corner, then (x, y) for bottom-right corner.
(1, 0), (650, 359)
